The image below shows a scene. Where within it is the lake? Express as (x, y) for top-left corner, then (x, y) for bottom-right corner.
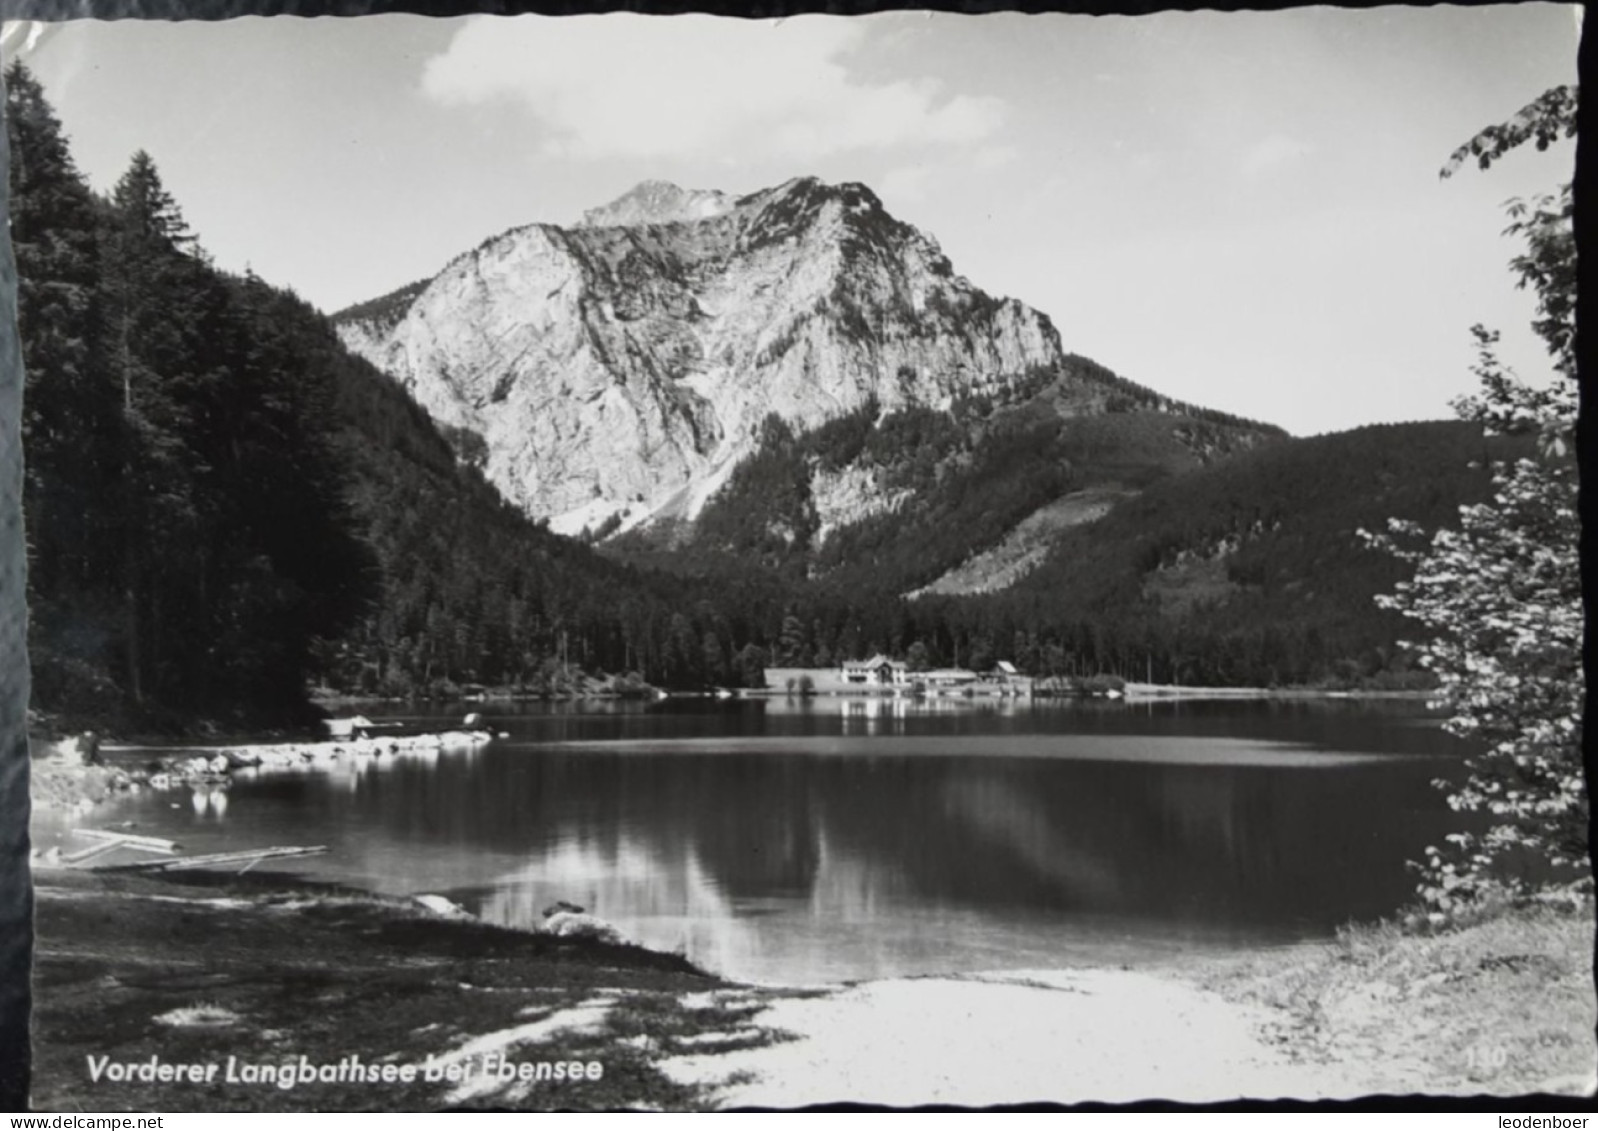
(79, 696), (1472, 984)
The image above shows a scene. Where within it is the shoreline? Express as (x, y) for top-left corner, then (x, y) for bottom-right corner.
(701, 684), (1432, 702)
(31, 685), (1436, 786)
(1119, 682), (1435, 701)
(27, 866), (1594, 1110)
(28, 867), (739, 1112)
(27, 729), (498, 818)
(32, 681), (1436, 756)
(97, 728), (496, 760)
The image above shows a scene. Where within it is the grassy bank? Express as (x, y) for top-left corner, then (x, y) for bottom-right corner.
(28, 868), (809, 1112)
(1191, 899), (1596, 1097)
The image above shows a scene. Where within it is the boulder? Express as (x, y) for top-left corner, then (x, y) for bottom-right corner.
(413, 894), (474, 920)
(542, 911), (625, 946)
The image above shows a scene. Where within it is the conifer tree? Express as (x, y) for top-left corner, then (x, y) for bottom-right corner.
(4, 62), (113, 603)
(5, 61), (122, 709)
(99, 150), (216, 704)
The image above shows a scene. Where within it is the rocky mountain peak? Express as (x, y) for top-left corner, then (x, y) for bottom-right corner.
(335, 176), (1065, 538)
(579, 180), (735, 229)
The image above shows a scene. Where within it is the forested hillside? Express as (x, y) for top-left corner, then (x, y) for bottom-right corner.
(615, 354), (1283, 593)
(943, 420), (1519, 686)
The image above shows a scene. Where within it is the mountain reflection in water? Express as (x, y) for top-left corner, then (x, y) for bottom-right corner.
(89, 698), (1470, 984)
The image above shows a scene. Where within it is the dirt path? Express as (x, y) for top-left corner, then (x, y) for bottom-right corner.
(661, 968), (1399, 1107)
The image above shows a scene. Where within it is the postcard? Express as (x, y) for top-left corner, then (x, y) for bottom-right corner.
(2, 1), (1589, 1112)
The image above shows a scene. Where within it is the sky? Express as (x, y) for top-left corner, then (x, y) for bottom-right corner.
(1, 5), (1580, 436)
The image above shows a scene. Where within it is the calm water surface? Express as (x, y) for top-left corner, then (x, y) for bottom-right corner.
(72, 697), (1472, 984)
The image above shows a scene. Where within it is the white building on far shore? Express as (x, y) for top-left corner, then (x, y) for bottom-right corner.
(840, 655), (910, 688)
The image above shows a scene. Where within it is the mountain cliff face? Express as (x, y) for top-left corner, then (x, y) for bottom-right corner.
(334, 177), (1064, 536)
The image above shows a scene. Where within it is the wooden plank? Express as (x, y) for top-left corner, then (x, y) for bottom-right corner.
(62, 841), (126, 867)
(151, 846), (327, 871)
(101, 845), (328, 873)
(73, 829), (181, 853)
(65, 840), (178, 865)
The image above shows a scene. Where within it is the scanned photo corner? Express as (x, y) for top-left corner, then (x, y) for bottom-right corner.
(3, 1), (1590, 1116)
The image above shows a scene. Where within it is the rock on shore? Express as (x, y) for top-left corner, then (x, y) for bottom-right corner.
(30, 729), (496, 813)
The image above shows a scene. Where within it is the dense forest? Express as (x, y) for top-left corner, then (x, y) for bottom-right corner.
(929, 420), (1515, 686)
(12, 61), (374, 727)
(9, 61), (1506, 729)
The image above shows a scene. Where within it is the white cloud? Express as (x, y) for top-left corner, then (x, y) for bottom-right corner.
(1240, 134), (1314, 179)
(973, 144), (1018, 170)
(421, 14), (1006, 162)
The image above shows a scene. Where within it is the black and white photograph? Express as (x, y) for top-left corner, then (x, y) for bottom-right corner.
(1, 1), (1590, 1112)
